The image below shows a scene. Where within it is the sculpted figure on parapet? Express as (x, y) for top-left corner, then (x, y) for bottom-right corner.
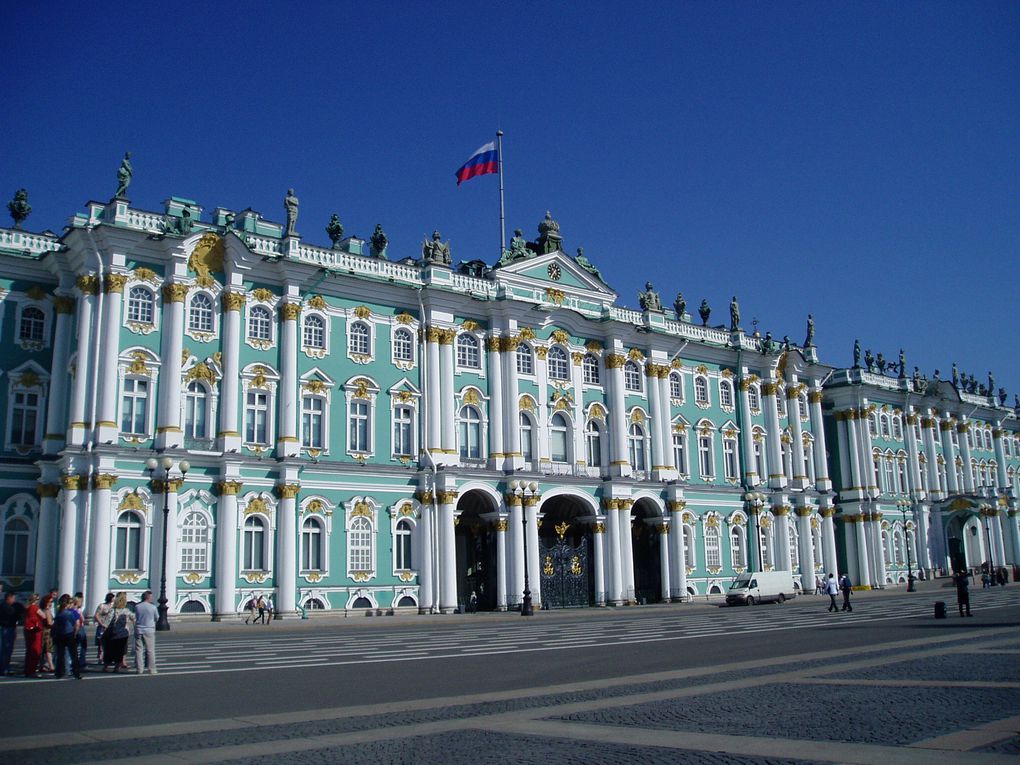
(116, 152), (133, 198)
(638, 282), (662, 312)
(422, 230), (452, 266)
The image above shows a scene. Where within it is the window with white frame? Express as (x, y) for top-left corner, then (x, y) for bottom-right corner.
(776, 391), (786, 418)
(350, 321), (371, 356)
(392, 328), (414, 364)
(897, 456), (908, 493)
(348, 516), (372, 572)
(520, 413), (535, 462)
(748, 383), (761, 412)
(120, 378), (150, 437)
(892, 415), (902, 439)
(459, 405), (483, 460)
(1, 517), (30, 576)
(882, 529), (893, 566)
(188, 293), (214, 333)
(966, 428), (975, 449)
(303, 314), (326, 350)
(705, 524), (721, 568)
(392, 404), (414, 458)
(884, 455), (896, 493)
(179, 511), (209, 572)
(248, 305), (273, 342)
(624, 361), (641, 392)
(550, 413), (570, 462)
(245, 390), (271, 445)
(19, 306), (45, 343)
(719, 379), (734, 409)
(669, 372), (683, 400)
(788, 524), (799, 570)
(694, 376), (709, 405)
(301, 517), (324, 571)
(517, 344), (534, 375)
(698, 433), (714, 477)
(582, 353), (600, 385)
(872, 451), (883, 490)
(730, 526), (746, 568)
(243, 515), (267, 570)
(456, 334), (480, 368)
(126, 286), (155, 325)
(684, 525), (696, 568)
(115, 511), (143, 570)
(9, 390), (41, 448)
(798, 393), (808, 420)
(753, 433), (767, 483)
(548, 346), (570, 381)
(585, 420), (602, 468)
(868, 413), (878, 437)
(349, 399), (371, 454)
(628, 423), (646, 471)
(723, 437), (738, 481)
(781, 437), (793, 481)
(184, 381), (209, 440)
(395, 518), (413, 570)
(302, 394), (325, 449)
(880, 414), (891, 438)
(673, 430), (688, 474)
(803, 439), (815, 483)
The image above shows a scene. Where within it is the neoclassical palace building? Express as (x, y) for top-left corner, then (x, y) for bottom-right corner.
(1, 186), (1018, 617)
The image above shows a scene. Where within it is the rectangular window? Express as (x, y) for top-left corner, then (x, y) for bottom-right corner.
(723, 439), (738, 480)
(10, 391), (40, 446)
(673, 433), (687, 474)
(393, 406), (414, 457)
(302, 396), (324, 449)
(121, 378), (149, 436)
(245, 390), (269, 444)
(350, 401), (370, 453)
(698, 436), (713, 477)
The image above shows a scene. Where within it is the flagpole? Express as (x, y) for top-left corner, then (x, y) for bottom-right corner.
(496, 130), (506, 258)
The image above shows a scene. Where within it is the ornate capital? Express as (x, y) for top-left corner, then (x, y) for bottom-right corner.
(416, 490), (434, 505)
(222, 292), (246, 312)
(773, 505), (791, 516)
(921, 416), (935, 429)
(594, 521), (606, 534)
(60, 475), (82, 491)
(939, 420), (954, 432)
(92, 473), (118, 490)
(485, 337), (501, 353)
(794, 507), (813, 517)
(668, 500), (687, 512)
(820, 507), (836, 518)
(523, 495), (541, 507)
(761, 382), (779, 396)
(601, 497), (619, 510)
(957, 423), (969, 434)
(437, 490), (459, 505)
(103, 273), (128, 294)
(438, 329), (457, 345)
(162, 283), (190, 303)
(535, 346), (549, 360)
(495, 518), (509, 532)
(216, 480), (244, 495)
(809, 390), (823, 404)
(54, 295), (77, 314)
(605, 353), (626, 369)
(505, 493), (522, 507)
(76, 274), (99, 295)
(500, 336), (520, 352)
(275, 483), (301, 499)
(280, 303), (301, 321)
(36, 483), (60, 499)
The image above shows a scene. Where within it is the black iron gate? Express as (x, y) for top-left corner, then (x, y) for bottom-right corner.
(539, 534), (591, 608)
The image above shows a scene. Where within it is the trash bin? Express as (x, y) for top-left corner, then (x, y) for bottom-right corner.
(934, 601), (946, 619)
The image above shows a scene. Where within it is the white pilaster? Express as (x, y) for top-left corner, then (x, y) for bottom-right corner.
(647, 364), (666, 476)
(606, 353), (631, 477)
(439, 335), (456, 461)
(941, 418), (960, 494)
(658, 523), (671, 602)
(763, 380), (786, 489)
(67, 279), (97, 446)
(509, 498), (524, 607)
(43, 298), (75, 454)
(845, 413), (863, 490)
(786, 385), (808, 489)
(162, 481), (180, 615)
(218, 293), (244, 452)
(957, 418), (975, 493)
(821, 506), (838, 577)
(57, 476), (81, 595)
(1006, 510), (1020, 566)
(277, 301), (300, 458)
(738, 378), (758, 486)
(438, 492), (457, 612)
(86, 473), (116, 617)
(417, 496), (434, 613)
(670, 503), (688, 601)
(95, 275), (125, 443)
(495, 515), (507, 610)
(808, 389), (832, 492)
(620, 501), (635, 603)
(593, 520), (606, 605)
(487, 337), (504, 469)
(915, 503), (932, 575)
(606, 499), (623, 604)
(34, 483), (60, 592)
(276, 479), (299, 615)
(993, 427), (1009, 489)
(853, 515), (871, 587)
(795, 508), (816, 591)
(214, 478), (242, 618)
(921, 415), (941, 497)
(774, 505), (791, 571)
(503, 338), (522, 470)
(525, 498), (541, 608)
(156, 283), (187, 450)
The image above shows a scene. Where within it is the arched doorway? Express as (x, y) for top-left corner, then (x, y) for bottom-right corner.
(455, 490), (499, 611)
(538, 494), (595, 608)
(632, 498), (663, 604)
(946, 510), (983, 572)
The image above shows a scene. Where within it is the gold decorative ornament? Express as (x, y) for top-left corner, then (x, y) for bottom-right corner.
(280, 302), (301, 321)
(518, 327), (536, 340)
(188, 233), (225, 285)
(275, 483), (301, 499)
(251, 287), (275, 302)
(245, 497), (268, 516)
(551, 329), (569, 344)
(545, 288), (565, 305)
(307, 295), (327, 310)
(461, 319), (481, 331)
(17, 370), (40, 388)
(36, 483), (60, 498)
(54, 295), (76, 314)
(585, 340), (603, 352)
(92, 474), (118, 490)
(462, 389), (480, 405)
(535, 346), (549, 360)
(222, 292), (246, 312)
(103, 273), (128, 294)
(485, 337), (501, 352)
(216, 480), (244, 495)
(183, 572), (203, 584)
(605, 354), (626, 369)
(76, 274), (100, 295)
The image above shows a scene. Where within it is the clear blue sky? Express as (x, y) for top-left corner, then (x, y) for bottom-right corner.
(5, 2), (1019, 394)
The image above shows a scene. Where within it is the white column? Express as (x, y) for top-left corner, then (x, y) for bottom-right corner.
(593, 520), (607, 605)
(572, 353), (587, 474)
(1006, 510), (1020, 566)
(845, 413), (864, 489)
(487, 338), (504, 468)
(738, 380), (758, 485)
(277, 302), (300, 458)
(525, 498), (541, 607)
(153, 284), (186, 449)
(34, 484), (60, 592)
(904, 411), (924, 496)
(786, 386), (808, 488)
(620, 501), (635, 603)
(43, 297), (75, 454)
(762, 381), (785, 489)
(670, 503), (688, 601)
(67, 278), (97, 446)
(922, 416), (941, 496)
(658, 371), (675, 477)
(495, 516), (507, 610)
(606, 499), (623, 604)
(438, 491), (457, 612)
(774, 506), (791, 571)
(57, 476), (81, 595)
(439, 334), (457, 459)
(853, 516), (871, 587)
(993, 428), (1009, 489)
(992, 511), (1007, 568)
(821, 507), (838, 577)
(86, 474), (116, 617)
(214, 480), (242, 618)
(95, 275), (126, 443)
(915, 503), (933, 575)
(417, 496), (434, 613)
(835, 414), (852, 490)
(162, 481), (180, 615)
(870, 513), (886, 587)
(276, 481), (299, 615)
(606, 354), (630, 477)
(509, 498), (524, 607)
(957, 419), (976, 493)
(646, 364), (666, 474)
(796, 508), (816, 591)
(941, 418), (959, 494)
(218, 293), (244, 452)
(658, 523), (671, 602)
(808, 390), (831, 491)
(859, 405), (878, 493)
(930, 505), (948, 572)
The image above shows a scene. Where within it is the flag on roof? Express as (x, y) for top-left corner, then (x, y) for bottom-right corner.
(455, 142), (499, 185)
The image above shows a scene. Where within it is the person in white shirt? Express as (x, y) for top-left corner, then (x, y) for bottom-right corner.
(134, 590), (159, 674)
(824, 574), (840, 613)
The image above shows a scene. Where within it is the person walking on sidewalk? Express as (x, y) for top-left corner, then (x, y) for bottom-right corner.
(839, 574), (853, 612)
(0, 592), (17, 675)
(51, 594), (83, 679)
(134, 590), (158, 674)
(955, 570), (972, 617)
(824, 574), (839, 612)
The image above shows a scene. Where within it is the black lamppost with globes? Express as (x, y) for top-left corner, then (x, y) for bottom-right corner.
(510, 479), (538, 616)
(744, 490), (766, 571)
(146, 455), (189, 631)
(899, 497), (916, 592)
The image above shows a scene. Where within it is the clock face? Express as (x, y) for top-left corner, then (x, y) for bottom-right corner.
(548, 263), (562, 281)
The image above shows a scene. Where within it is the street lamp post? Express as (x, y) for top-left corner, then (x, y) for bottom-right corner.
(901, 498), (915, 592)
(744, 491), (766, 571)
(981, 505), (996, 586)
(146, 456), (189, 631)
(511, 480), (537, 616)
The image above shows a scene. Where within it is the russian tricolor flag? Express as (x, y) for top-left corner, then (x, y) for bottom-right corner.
(455, 142), (499, 185)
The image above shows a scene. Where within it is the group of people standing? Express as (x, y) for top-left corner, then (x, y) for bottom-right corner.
(243, 593), (275, 624)
(0, 587), (160, 678)
(823, 573), (854, 612)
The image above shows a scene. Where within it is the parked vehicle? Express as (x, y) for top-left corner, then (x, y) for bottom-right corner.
(725, 571), (798, 606)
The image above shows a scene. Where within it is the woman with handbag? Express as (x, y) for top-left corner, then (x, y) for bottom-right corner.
(102, 592), (135, 673)
(93, 592), (114, 664)
(22, 594), (43, 677)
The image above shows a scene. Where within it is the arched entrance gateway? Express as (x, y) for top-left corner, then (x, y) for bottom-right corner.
(538, 494), (596, 608)
(454, 489), (501, 612)
(631, 497), (665, 604)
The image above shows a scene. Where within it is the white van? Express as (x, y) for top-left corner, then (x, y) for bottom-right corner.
(725, 571), (798, 606)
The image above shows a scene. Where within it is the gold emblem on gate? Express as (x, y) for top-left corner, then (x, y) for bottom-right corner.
(543, 555), (554, 576)
(555, 521), (570, 540)
(571, 556), (581, 575)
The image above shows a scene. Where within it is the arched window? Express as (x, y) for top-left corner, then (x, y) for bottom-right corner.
(393, 328), (414, 362)
(705, 525), (721, 568)
(519, 413), (534, 462)
(188, 294), (213, 333)
(719, 379), (734, 409)
(547, 347), (570, 381)
(897, 455), (908, 493)
(350, 321), (371, 356)
(585, 420), (602, 468)
(669, 372), (683, 400)
(788, 524), (800, 570)
(803, 439), (815, 483)
(628, 423), (646, 471)
(582, 354), (600, 385)
(550, 413), (570, 463)
(392, 405), (414, 457)
(395, 518), (413, 570)
(303, 314), (325, 349)
(882, 529), (893, 566)
(893, 527), (904, 564)
(880, 414), (891, 438)
(349, 516), (372, 572)
(179, 511), (209, 572)
(115, 511), (143, 570)
(672, 431), (687, 474)
(753, 430), (767, 483)
(884, 455), (896, 494)
(18, 306), (45, 342)
(747, 384), (761, 412)
(683, 525), (696, 569)
(243, 516), (266, 570)
(516, 344), (534, 375)
(184, 381), (208, 439)
(301, 517), (323, 571)
(891, 415), (902, 439)
(694, 376), (709, 405)
(776, 391), (786, 418)
(456, 334), (480, 368)
(624, 361), (641, 391)
(730, 526), (746, 568)
(127, 286), (154, 324)
(1, 517), (30, 576)
(459, 405), (482, 460)
(248, 306), (272, 341)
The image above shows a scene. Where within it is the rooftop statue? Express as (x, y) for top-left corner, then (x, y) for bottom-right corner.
(115, 152), (133, 199)
(853, 339), (861, 368)
(864, 349), (875, 372)
(783, 335), (791, 352)
(804, 314), (815, 347)
(998, 387), (1007, 406)
(951, 363), (959, 386)
(761, 331), (775, 355)
(422, 230), (452, 266)
(164, 206), (194, 236)
(876, 352), (887, 374)
(988, 371), (996, 392)
(370, 224), (388, 259)
(638, 282), (662, 312)
(729, 296), (740, 331)
(536, 211), (563, 254)
(698, 299), (711, 326)
(574, 247), (603, 281)
(496, 228), (531, 267)
(7, 188), (31, 229)
(898, 349), (907, 379)
(223, 210), (235, 231)
(933, 369), (941, 381)
(325, 214), (344, 249)
(284, 188), (299, 237)
(673, 292), (686, 321)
